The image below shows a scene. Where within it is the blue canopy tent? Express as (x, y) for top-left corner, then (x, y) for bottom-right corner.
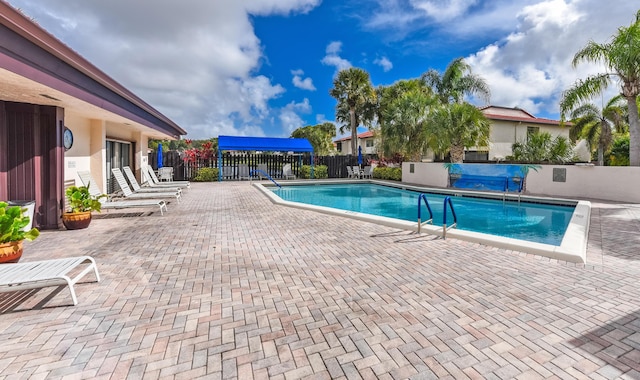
(217, 136), (314, 181)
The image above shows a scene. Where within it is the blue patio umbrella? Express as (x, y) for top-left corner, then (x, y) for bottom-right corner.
(157, 143), (163, 169)
(357, 145), (363, 166)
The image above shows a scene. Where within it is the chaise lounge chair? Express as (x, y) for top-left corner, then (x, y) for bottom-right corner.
(77, 171), (168, 215)
(283, 163), (296, 180)
(0, 256), (100, 305)
(142, 166), (190, 189)
(112, 168), (181, 202)
(122, 167), (181, 195)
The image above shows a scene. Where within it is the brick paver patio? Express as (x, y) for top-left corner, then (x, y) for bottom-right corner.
(1, 182), (639, 379)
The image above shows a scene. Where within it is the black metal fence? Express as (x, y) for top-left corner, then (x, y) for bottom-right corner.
(148, 151), (377, 180)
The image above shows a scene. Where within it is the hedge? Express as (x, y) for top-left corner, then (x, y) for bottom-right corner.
(299, 165), (328, 179)
(372, 167), (402, 181)
(193, 167), (219, 182)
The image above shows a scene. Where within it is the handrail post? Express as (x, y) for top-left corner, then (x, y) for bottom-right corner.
(417, 193), (433, 233)
(443, 196), (457, 239)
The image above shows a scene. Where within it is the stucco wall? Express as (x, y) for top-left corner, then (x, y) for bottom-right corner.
(402, 162), (640, 203)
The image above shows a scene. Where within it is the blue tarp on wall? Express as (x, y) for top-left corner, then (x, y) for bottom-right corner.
(218, 135), (313, 152)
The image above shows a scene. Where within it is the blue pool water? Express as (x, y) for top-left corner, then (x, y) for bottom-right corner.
(272, 183), (575, 246)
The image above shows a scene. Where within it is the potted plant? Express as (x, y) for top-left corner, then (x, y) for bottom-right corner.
(62, 185), (105, 230)
(0, 202), (40, 263)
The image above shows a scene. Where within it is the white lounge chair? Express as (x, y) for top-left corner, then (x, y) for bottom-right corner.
(0, 256), (100, 305)
(283, 164), (296, 180)
(112, 168), (181, 202)
(346, 166), (354, 179)
(78, 171), (168, 215)
(143, 166), (190, 188)
(362, 166), (373, 179)
(158, 167), (173, 182)
(122, 167), (181, 195)
(238, 164), (251, 180)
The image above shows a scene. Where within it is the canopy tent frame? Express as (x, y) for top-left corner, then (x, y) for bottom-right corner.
(216, 135), (314, 181)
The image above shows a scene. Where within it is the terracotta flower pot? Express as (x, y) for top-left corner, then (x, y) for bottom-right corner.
(62, 211), (92, 230)
(0, 240), (24, 263)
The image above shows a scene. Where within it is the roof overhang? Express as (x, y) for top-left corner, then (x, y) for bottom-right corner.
(0, 1), (186, 140)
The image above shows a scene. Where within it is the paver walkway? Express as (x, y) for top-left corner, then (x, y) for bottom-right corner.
(1, 182), (639, 379)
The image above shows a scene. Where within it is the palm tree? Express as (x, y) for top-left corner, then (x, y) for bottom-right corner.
(568, 95), (627, 165)
(560, 11), (640, 165)
(382, 87), (437, 161)
(376, 79), (434, 159)
(428, 102), (491, 163)
(421, 57), (490, 105)
(329, 68), (376, 155)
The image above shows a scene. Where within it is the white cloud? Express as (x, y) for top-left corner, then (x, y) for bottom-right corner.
(410, 0), (478, 22)
(291, 69), (316, 91)
(374, 57), (393, 72)
(321, 41), (352, 74)
(6, 0), (321, 139)
(279, 98), (312, 135)
(465, 0), (637, 117)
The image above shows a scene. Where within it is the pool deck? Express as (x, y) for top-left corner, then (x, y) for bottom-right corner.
(1, 181), (639, 379)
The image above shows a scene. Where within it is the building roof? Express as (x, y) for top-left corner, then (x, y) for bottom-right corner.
(334, 130), (374, 142)
(480, 105), (564, 126)
(218, 135), (314, 152)
(0, 1), (186, 139)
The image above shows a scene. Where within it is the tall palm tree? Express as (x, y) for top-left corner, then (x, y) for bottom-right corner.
(568, 95), (627, 165)
(428, 102), (491, 163)
(560, 10), (640, 165)
(421, 57), (491, 105)
(330, 68), (376, 155)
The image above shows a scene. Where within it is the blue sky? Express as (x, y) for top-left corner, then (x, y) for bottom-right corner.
(6, 0), (637, 139)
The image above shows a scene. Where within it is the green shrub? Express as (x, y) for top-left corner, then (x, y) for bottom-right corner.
(300, 165), (328, 179)
(372, 167), (401, 181)
(193, 167), (218, 182)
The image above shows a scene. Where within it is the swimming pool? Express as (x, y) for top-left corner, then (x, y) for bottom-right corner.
(255, 180), (591, 263)
(272, 183), (573, 245)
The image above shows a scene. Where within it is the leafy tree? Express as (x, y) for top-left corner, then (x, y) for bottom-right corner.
(290, 123), (337, 155)
(568, 95), (627, 165)
(376, 79), (434, 159)
(330, 68), (376, 155)
(608, 134), (630, 165)
(428, 102), (491, 163)
(382, 86), (437, 161)
(511, 132), (575, 164)
(421, 57), (490, 105)
(560, 11), (640, 165)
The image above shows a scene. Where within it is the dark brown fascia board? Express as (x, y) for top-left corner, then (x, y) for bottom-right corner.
(0, 1), (186, 136)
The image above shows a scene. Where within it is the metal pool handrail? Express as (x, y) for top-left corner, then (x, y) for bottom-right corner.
(250, 169), (281, 188)
(443, 196), (457, 239)
(417, 193), (434, 233)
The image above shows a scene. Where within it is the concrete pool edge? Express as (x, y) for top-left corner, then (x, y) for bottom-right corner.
(253, 180), (590, 264)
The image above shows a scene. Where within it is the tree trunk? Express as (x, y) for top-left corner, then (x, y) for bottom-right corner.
(597, 143), (604, 166)
(627, 96), (640, 166)
(350, 107), (357, 155)
(450, 145), (464, 163)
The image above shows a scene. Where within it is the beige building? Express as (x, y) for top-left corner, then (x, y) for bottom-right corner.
(334, 131), (375, 155)
(1, 3), (185, 228)
(473, 106), (569, 161)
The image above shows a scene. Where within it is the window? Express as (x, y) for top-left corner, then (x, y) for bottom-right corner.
(336, 142), (342, 152)
(106, 139), (132, 194)
(365, 139), (374, 148)
(527, 126), (539, 139)
(464, 151), (489, 161)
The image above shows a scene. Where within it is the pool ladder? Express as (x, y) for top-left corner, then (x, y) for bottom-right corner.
(417, 194), (458, 239)
(249, 169), (281, 188)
